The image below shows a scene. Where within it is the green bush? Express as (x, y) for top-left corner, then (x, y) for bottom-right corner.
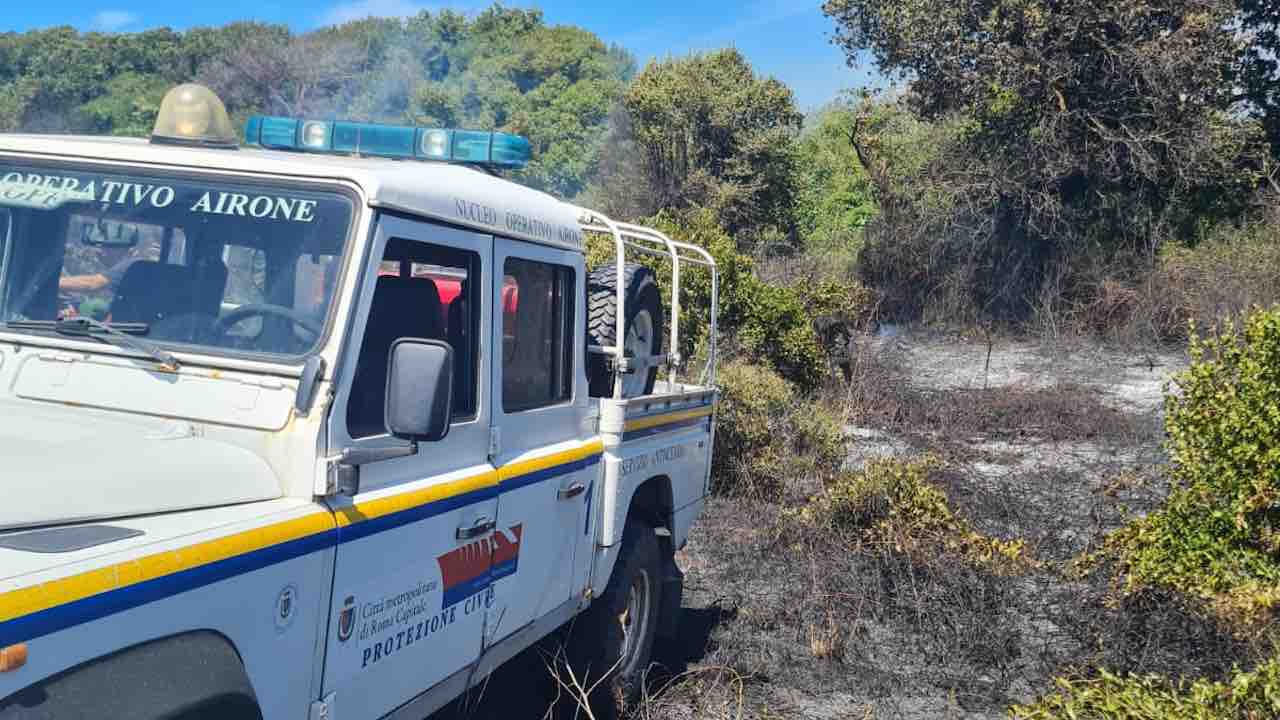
(733, 281), (828, 390)
(797, 279), (878, 325)
(712, 360), (845, 496)
(584, 208), (756, 371)
(1096, 307), (1280, 629)
(1010, 658), (1280, 720)
(587, 208), (877, 389)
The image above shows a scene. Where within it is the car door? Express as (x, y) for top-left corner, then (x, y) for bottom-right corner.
(321, 215), (497, 720)
(486, 238), (595, 645)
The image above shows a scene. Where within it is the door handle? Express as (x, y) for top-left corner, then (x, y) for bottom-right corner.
(558, 482), (587, 500)
(456, 516), (496, 540)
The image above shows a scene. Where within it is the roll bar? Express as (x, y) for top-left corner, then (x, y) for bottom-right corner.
(572, 207), (719, 399)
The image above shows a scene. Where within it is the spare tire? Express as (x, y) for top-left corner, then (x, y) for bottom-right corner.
(587, 263), (663, 398)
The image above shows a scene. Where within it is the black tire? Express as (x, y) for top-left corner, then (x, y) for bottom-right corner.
(566, 522), (663, 714)
(587, 263), (663, 398)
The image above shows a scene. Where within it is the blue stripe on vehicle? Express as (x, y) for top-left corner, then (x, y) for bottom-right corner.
(0, 446), (604, 647)
(336, 485), (500, 544)
(498, 453), (601, 493)
(0, 527), (339, 647)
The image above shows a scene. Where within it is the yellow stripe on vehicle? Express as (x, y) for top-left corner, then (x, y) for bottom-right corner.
(498, 439), (605, 482)
(623, 406), (714, 433)
(0, 439), (604, 642)
(0, 510), (335, 626)
(334, 469), (500, 528)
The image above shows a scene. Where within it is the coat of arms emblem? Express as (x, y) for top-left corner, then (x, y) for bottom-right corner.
(338, 595), (356, 643)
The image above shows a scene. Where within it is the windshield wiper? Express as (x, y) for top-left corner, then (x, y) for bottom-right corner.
(4, 317), (181, 370)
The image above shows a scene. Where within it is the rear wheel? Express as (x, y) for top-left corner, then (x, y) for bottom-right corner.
(566, 522), (662, 714)
(586, 263), (663, 398)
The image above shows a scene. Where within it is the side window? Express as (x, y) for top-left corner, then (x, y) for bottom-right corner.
(502, 257), (574, 413)
(347, 237), (480, 439)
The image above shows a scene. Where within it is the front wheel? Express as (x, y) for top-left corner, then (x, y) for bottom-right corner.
(566, 522), (662, 713)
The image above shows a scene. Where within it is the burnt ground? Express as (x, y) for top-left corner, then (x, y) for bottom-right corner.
(437, 333), (1257, 720)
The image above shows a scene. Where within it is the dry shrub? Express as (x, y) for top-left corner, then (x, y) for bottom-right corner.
(1135, 221), (1280, 342)
(1034, 212), (1280, 344)
(789, 456), (1034, 574)
(624, 666), (750, 720)
(712, 360), (845, 497)
(804, 610), (850, 662)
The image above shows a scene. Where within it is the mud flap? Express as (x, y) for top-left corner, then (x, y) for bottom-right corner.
(657, 555), (684, 640)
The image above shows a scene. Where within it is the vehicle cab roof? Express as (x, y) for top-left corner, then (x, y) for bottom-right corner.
(0, 134), (586, 251)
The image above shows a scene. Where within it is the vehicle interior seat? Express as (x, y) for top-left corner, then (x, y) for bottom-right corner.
(347, 275), (444, 437)
(110, 259), (228, 342)
(447, 293), (470, 415)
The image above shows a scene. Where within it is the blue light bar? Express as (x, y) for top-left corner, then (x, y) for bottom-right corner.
(244, 116), (531, 170)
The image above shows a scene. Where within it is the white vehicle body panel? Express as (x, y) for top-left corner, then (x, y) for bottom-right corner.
(0, 499), (335, 720)
(589, 386), (716, 585)
(0, 132), (716, 720)
(0, 390), (284, 530)
(318, 215), (501, 719)
(488, 236), (595, 641)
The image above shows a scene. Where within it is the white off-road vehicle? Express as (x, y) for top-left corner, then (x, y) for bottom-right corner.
(0, 85), (718, 720)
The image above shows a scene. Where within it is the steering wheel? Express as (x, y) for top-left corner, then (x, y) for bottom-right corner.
(212, 303), (323, 343)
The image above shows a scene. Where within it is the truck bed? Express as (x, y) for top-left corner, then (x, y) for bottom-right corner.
(594, 381), (717, 555)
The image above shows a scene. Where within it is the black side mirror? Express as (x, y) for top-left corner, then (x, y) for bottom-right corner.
(385, 338), (453, 442)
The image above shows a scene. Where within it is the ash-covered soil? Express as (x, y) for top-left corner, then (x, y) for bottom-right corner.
(649, 334), (1196, 720)
(441, 333), (1231, 720)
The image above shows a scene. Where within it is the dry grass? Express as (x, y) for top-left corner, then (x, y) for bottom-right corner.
(1027, 212), (1280, 347)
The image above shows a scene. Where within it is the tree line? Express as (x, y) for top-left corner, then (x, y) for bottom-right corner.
(0, 8), (635, 198)
(4, 0), (1280, 337)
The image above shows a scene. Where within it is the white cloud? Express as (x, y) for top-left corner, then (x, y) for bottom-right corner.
(318, 0), (441, 27)
(90, 9), (139, 32)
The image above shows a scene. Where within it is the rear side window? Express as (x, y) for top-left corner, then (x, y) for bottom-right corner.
(502, 257), (574, 412)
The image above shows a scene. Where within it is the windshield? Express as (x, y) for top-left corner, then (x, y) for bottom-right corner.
(0, 161), (354, 358)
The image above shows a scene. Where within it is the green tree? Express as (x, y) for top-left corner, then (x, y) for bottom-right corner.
(0, 6), (630, 200)
(1230, 0), (1280, 157)
(0, 27), (111, 131)
(794, 102), (878, 252)
(622, 48), (803, 241)
(197, 27), (363, 117)
(824, 0), (1269, 319)
(77, 72), (169, 136)
(338, 7), (632, 198)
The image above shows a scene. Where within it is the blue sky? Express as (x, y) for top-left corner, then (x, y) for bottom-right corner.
(4, 0), (881, 111)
